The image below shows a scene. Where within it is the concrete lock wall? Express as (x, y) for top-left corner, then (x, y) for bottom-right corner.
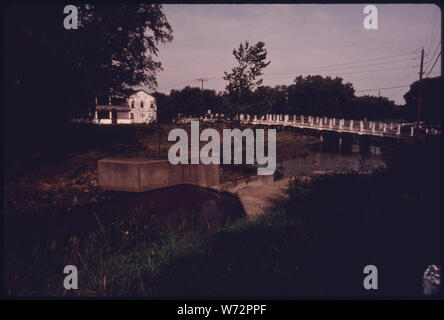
(98, 158), (220, 192)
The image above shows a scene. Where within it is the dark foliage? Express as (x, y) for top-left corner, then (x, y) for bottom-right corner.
(403, 76), (441, 123)
(4, 4), (172, 169)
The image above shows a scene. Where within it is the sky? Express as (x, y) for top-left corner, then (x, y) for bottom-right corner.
(143, 4), (441, 105)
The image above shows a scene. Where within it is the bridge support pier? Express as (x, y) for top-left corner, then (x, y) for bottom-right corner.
(361, 137), (371, 155)
(341, 135), (354, 153)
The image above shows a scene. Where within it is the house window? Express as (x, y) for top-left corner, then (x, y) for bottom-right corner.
(140, 101), (144, 108)
(131, 101), (135, 108)
(130, 113), (134, 119)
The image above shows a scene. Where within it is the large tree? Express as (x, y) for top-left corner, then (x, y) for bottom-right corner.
(223, 41), (271, 112)
(75, 5), (173, 100)
(403, 76), (441, 123)
(4, 4), (173, 167)
(286, 75), (355, 117)
(350, 95), (401, 120)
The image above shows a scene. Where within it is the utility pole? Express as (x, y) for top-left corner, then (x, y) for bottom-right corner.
(416, 47), (425, 136)
(196, 78), (208, 91)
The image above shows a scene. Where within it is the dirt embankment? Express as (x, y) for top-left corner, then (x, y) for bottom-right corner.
(4, 124), (320, 215)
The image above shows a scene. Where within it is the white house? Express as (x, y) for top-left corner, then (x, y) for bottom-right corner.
(86, 89), (157, 125)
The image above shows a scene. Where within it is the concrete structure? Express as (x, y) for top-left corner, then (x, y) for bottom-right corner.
(97, 157), (289, 218)
(98, 158), (219, 192)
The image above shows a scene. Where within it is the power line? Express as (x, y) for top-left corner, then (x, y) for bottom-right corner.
(346, 72), (426, 82)
(424, 41), (441, 76)
(425, 51), (441, 78)
(157, 79), (196, 90)
(262, 56), (420, 77)
(424, 10), (438, 54)
(391, 48), (427, 87)
(355, 85), (411, 93)
(261, 65), (418, 80)
(156, 49), (422, 91)
(426, 12), (440, 61)
(263, 50), (420, 77)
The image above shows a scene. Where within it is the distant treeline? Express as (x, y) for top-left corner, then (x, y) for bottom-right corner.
(154, 75), (441, 123)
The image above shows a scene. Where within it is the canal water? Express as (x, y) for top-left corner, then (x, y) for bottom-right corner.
(4, 185), (245, 279)
(4, 141), (389, 291)
(6, 145), (387, 250)
(97, 185), (245, 231)
(279, 152), (386, 178)
(5, 185), (245, 250)
(279, 139), (387, 178)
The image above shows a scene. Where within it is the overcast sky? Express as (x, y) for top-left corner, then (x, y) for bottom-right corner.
(144, 4), (441, 105)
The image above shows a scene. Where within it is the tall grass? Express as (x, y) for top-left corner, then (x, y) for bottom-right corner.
(6, 137), (440, 297)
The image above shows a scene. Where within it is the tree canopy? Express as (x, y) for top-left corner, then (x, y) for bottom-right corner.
(4, 4), (173, 164)
(154, 74), (402, 123)
(403, 76), (441, 123)
(5, 4), (173, 123)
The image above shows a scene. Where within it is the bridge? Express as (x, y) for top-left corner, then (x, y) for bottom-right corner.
(200, 113), (440, 139)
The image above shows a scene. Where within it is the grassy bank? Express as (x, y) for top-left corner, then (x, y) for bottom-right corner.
(5, 136), (440, 297)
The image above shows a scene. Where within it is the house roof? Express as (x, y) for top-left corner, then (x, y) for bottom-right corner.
(120, 88), (154, 98)
(98, 88), (155, 100)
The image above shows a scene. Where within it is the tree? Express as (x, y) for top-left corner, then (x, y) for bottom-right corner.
(6, 4), (173, 118)
(403, 76), (441, 123)
(286, 75), (355, 117)
(75, 5), (173, 99)
(170, 86), (204, 116)
(250, 85), (288, 116)
(4, 4), (173, 167)
(152, 92), (176, 123)
(350, 95), (401, 120)
(223, 41), (271, 112)
(156, 87), (224, 119)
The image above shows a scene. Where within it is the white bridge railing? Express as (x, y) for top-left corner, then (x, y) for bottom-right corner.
(200, 113), (441, 138)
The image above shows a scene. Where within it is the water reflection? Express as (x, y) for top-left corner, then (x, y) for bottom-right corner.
(279, 152), (386, 178)
(99, 185), (245, 231)
(4, 185), (245, 262)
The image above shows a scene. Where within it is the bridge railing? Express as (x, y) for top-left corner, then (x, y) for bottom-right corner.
(199, 113), (441, 138)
